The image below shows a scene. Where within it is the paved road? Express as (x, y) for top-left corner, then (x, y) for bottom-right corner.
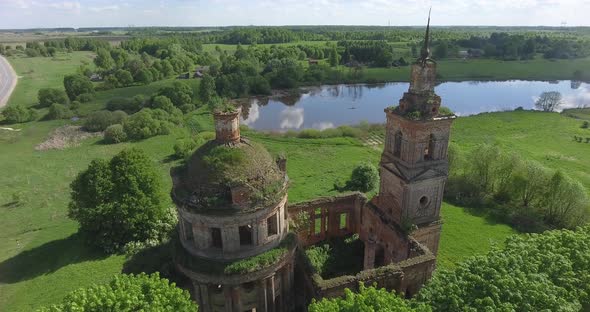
(0, 55), (17, 108)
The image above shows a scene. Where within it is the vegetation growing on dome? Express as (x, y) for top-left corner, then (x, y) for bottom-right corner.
(208, 96), (237, 113)
(438, 106), (454, 115)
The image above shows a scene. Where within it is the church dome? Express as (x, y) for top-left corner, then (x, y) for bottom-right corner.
(171, 111), (287, 214)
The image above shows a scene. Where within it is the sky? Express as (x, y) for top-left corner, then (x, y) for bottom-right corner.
(0, 0), (589, 29)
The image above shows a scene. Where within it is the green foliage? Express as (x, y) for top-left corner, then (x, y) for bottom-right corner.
(438, 106), (453, 115)
(202, 145), (246, 172)
(309, 283), (430, 312)
(173, 138), (198, 159)
(84, 110), (128, 132)
(103, 124), (127, 144)
(94, 48), (115, 69)
(63, 74), (94, 101)
(37, 88), (69, 107)
(158, 81), (193, 106)
(123, 108), (172, 140)
(151, 95), (175, 113)
(305, 234), (364, 278)
(68, 148), (174, 253)
(416, 226), (590, 311)
(199, 74), (217, 103)
(115, 69), (134, 87)
(37, 273), (197, 312)
(45, 103), (72, 120)
(447, 143), (589, 231)
(76, 92), (95, 103)
(345, 162), (379, 192)
(1, 104), (38, 123)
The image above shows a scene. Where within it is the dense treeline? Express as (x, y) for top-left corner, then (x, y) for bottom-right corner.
(446, 143), (589, 231)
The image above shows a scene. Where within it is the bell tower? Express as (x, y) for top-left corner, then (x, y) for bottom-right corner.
(375, 10), (455, 255)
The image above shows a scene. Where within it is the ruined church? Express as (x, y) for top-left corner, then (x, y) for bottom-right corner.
(170, 15), (455, 312)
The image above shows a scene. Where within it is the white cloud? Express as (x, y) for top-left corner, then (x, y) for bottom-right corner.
(280, 107), (304, 129)
(89, 5), (119, 12)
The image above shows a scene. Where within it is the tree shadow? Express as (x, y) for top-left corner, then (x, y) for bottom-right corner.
(0, 232), (107, 284)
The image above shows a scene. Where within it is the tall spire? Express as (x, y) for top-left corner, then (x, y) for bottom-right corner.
(419, 8), (433, 67)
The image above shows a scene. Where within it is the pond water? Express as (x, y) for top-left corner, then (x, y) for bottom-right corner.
(240, 80), (590, 131)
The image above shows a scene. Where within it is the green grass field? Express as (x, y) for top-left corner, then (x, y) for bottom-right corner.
(1, 53), (585, 311)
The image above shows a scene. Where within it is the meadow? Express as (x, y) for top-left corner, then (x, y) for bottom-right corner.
(1, 52), (588, 311)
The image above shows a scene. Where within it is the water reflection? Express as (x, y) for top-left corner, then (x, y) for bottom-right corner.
(280, 107), (304, 129)
(239, 81), (590, 131)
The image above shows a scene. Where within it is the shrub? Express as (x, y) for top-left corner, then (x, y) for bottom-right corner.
(582, 121), (589, 129)
(104, 124), (127, 144)
(346, 162), (379, 192)
(68, 149), (175, 253)
(123, 109), (171, 140)
(84, 110), (128, 132)
(309, 283), (429, 312)
(45, 103), (72, 120)
(106, 97), (133, 111)
(63, 74), (94, 101)
(438, 106), (453, 115)
(151, 95), (175, 112)
(2, 104), (37, 123)
(158, 81), (193, 106)
(173, 138), (197, 159)
(37, 273), (196, 312)
(38, 88), (68, 107)
(76, 92), (95, 103)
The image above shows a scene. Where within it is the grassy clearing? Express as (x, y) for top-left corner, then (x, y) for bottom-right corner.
(6, 52), (95, 109)
(437, 203), (516, 269)
(452, 110), (590, 192)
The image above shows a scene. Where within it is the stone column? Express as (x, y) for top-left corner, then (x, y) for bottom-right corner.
(231, 286), (242, 312)
(363, 239), (376, 270)
(198, 284), (211, 312)
(257, 278), (268, 312)
(268, 274), (276, 312)
(223, 287), (233, 312)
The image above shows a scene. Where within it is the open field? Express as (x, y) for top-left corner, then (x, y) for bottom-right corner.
(1, 54), (587, 311)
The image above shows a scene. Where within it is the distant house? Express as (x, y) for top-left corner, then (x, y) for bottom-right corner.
(458, 50), (469, 58)
(193, 66), (210, 78)
(177, 73), (190, 79)
(468, 49), (484, 58)
(90, 73), (102, 82)
(308, 58), (319, 65)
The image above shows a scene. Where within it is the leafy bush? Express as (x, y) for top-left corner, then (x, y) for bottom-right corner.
(309, 283), (429, 312)
(151, 95), (175, 112)
(345, 162), (379, 192)
(38, 88), (68, 107)
(2, 104), (38, 123)
(63, 74), (94, 101)
(582, 121), (589, 129)
(104, 124), (127, 144)
(68, 148), (175, 253)
(416, 227), (590, 311)
(123, 109), (172, 140)
(438, 106), (454, 115)
(173, 138), (198, 159)
(84, 110), (128, 132)
(158, 81), (193, 106)
(45, 103), (72, 120)
(37, 273), (196, 312)
(76, 92), (95, 103)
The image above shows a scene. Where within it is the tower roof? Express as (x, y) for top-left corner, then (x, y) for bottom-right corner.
(418, 8), (434, 66)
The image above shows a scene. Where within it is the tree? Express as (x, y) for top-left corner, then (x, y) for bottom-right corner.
(329, 45), (340, 67)
(158, 81), (193, 106)
(63, 74), (94, 101)
(416, 227), (590, 311)
(535, 91), (562, 112)
(1, 104), (37, 123)
(540, 171), (589, 228)
(115, 69), (134, 87)
(345, 162), (379, 192)
(104, 124), (127, 144)
(309, 284), (429, 312)
(123, 109), (170, 140)
(199, 74), (217, 103)
(84, 110), (127, 132)
(69, 148), (174, 253)
(134, 68), (153, 85)
(38, 88), (69, 107)
(434, 42), (448, 59)
(151, 95), (175, 112)
(37, 273), (197, 312)
(94, 48), (115, 69)
(45, 103), (72, 120)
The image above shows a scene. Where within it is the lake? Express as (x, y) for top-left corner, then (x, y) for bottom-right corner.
(240, 80), (590, 131)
